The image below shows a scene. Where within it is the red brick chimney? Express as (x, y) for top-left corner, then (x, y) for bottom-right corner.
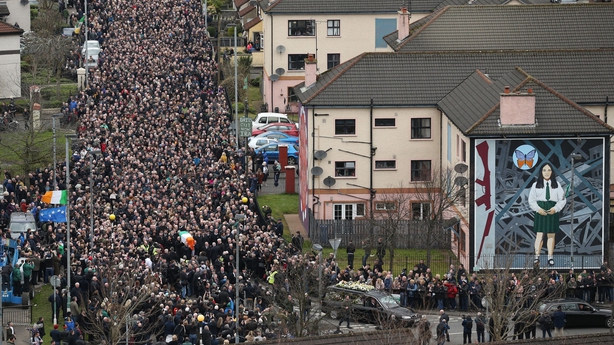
(304, 53), (317, 87)
(500, 87), (536, 126)
(397, 7), (411, 41)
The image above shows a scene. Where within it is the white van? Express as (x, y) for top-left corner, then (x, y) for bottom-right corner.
(8, 212), (37, 240)
(252, 113), (297, 130)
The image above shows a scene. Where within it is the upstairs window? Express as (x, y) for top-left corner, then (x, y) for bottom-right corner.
(375, 118), (395, 127)
(288, 20), (315, 36)
(411, 118), (431, 139)
(335, 119), (356, 135)
(335, 161), (356, 177)
(327, 20), (340, 36)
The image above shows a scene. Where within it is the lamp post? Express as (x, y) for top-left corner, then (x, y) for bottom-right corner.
(569, 153), (583, 274)
(84, 0), (89, 85)
(88, 150), (102, 252)
(52, 114), (64, 191)
(65, 133), (78, 313)
(232, 24), (239, 148)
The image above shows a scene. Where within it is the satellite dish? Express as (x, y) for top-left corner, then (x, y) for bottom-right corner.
(313, 150), (327, 160)
(276, 45), (286, 54)
(454, 176), (468, 186)
(270, 74), (279, 82)
(323, 176), (336, 187)
(275, 68), (286, 76)
(311, 166), (323, 176)
(454, 163), (468, 174)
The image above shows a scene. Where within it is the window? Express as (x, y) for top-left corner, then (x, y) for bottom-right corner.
(288, 20), (315, 36)
(412, 202), (431, 220)
(375, 160), (396, 169)
(335, 119), (355, 135)
(447, 123), (452, 162)
(327, 20), (340, 36)
(411, 118), (431, 139)
(375, 18), (396, 48)
(333, 204), (365, 219)
(460, 228), (466, 253)
(461, 139), (467, 162)
(288, 54), (308, 70)
(411, 160), (431, 181)
(287, 87), (298, 103)
(375, 118), (395, 127)
(327, 53), (340, 69)
(375, 202), (396, 211)
(335, 161), (355, 177)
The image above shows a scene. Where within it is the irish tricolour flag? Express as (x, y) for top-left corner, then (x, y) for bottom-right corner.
(41, 190), (68, 204)
(179, 231), (195, 250)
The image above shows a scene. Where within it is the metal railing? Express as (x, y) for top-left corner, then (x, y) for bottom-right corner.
(3, 304), (32, 326)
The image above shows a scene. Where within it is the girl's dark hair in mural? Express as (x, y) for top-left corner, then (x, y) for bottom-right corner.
(535, 162), (559, 189)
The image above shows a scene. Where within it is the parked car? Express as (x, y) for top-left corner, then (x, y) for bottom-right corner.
(9, 212), (37, 240)
(247, 137), (278, 149)
(251, 122), (299, 137)
(254, 142), (299, 165)
(249, 131), (299, 144)
(252, 112), (297, 130)
(321, 283), (421, 327)
(537, 298), (613, 328)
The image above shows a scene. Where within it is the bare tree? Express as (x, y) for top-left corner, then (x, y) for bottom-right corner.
(82, 265), (164, 345)
(368, 183), (414, 272)
(0, 127), (53, 178)
(409, 164), (466, 266)
(476, 255), (565, 342)
(261, 253), (325, 337)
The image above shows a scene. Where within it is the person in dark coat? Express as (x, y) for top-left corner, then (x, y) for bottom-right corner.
(48, 289), (63, 322)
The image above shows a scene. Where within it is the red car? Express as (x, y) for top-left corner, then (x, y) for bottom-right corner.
(252, 122), (299, 137)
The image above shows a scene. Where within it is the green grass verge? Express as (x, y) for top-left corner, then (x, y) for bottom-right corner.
(32, 284), (54, 344)
(256, 194), (457, 276)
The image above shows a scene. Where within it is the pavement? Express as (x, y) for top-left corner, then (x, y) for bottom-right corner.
(255, 167), (307, 238)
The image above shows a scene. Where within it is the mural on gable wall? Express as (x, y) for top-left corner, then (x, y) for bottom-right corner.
(473, 138), (605, 270)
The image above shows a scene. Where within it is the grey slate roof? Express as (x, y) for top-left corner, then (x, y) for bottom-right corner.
(295, 49), (614, 107)
(386, 4), (614, 52)
(260, 0), (443, 14)
(438, 68), (614, 136)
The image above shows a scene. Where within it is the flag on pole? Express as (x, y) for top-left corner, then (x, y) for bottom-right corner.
(39, 206), (68, 223)
(41, 190), (68, 204)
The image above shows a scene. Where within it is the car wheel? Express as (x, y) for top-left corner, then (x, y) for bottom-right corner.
(606, 317), (614, 328)
(329, 310), (339, 320)
(288, 157), (297, 165)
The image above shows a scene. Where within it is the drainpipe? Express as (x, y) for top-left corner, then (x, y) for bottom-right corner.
(312, 106), (316, 239)
(369, 99), (374, 233)
(270, 16), (274, 112)
(605, 96), (609, 124)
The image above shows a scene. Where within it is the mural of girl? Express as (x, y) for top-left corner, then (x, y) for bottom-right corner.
(528, 163), (567, 266)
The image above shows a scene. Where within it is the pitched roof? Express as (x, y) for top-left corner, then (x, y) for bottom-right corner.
(0, 22), (23, 36)
(295, 49), (614, 107)
(238, 4), (256, 17)
(244, 17), (262, 30)
(439, 68), (614, 136)
(260, 0), (443, 14)
(387, 4), (614, 52)
(235, 0), (249, 8)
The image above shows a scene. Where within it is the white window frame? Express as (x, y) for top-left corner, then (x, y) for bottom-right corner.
(333, 203), (365, 219)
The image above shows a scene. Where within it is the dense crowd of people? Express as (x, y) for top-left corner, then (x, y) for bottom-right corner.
(2, 0), (315, 344)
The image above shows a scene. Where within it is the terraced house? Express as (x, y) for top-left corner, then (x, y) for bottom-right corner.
(293, 4), (614, 270)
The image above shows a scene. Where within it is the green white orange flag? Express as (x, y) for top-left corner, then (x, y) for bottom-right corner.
(41, 190), (68, 204)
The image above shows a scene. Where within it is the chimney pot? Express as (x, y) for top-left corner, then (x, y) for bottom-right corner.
(504, 86), (510, 94)
(527, 87), (533, 94)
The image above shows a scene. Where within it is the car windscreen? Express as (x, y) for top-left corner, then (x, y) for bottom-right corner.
(10, 222), (34, 232)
